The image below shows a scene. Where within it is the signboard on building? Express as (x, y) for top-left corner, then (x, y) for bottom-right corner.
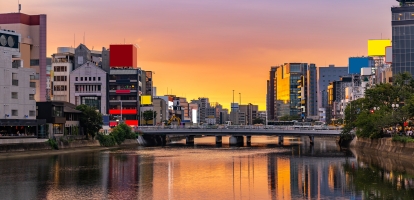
(140, 95), (152, 105)
(0, 32), (19, 49)
(368, 39), (391, 56)
(385, 46), (392, 63)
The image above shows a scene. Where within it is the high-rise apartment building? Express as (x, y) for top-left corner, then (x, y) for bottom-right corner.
(298, 64), (318, 119)
(0, 13), (47, 101)
(0, 30), (43, 134)
(267, 67), (277, 120)
(392, 1), (414, 76)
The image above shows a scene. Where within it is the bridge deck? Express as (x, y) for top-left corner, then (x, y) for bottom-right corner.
(138, 128), (341, 136)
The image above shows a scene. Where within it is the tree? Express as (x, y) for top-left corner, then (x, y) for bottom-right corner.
(142, 110), (157, 125)
(252, 118), (264, 125)
(342, 73), (414, 138)
(76, 105), (103, 139)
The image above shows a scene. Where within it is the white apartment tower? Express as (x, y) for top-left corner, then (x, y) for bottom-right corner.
(0, 30), (37, 120)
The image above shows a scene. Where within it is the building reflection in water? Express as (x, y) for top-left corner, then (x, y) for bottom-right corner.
(1, 137), (414, 199)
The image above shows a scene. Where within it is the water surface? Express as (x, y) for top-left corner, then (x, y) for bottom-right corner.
(0, 136), (413, 200)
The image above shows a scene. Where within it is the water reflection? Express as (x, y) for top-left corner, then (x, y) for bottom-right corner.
(0, 136), (413, 199)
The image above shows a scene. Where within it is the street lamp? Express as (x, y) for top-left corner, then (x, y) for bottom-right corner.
(119, 100), (123, 123)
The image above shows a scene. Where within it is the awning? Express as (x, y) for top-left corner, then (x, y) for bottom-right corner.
(64, 107), (82, 113)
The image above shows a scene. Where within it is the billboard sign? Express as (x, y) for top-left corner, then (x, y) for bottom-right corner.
(385, 46), (392, 63)
(368, 39), (391, 56)
(140, 95), (152, 105)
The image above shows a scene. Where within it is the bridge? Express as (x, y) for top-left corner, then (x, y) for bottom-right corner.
(136, 126), (342, 146)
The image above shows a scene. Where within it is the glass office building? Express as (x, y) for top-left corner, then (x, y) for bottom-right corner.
(392, 1), (414, 76)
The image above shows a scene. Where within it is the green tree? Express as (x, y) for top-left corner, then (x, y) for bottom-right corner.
(76, 105), (103, 139)
(111, 123), (135, 145)
(252, 118), (264, 124)
(142, 110), (157, 125)
(342, 73), (414, 138)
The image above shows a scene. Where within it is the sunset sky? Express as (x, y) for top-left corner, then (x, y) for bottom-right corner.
(2, 0), (395, 110)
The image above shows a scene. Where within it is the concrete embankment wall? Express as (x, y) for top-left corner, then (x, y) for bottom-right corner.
(351, 137), (414, 161)
(0, 139), (138, 153)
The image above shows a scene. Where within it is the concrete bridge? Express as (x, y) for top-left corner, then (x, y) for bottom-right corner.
(137, 126), (342, 146)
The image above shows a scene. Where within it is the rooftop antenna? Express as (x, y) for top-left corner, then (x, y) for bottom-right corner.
(18, 0), (21, 13)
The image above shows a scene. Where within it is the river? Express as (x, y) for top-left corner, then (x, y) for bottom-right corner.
(0, 136), (413, 200)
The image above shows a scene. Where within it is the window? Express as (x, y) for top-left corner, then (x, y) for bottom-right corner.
(89, 77), (91, 81)
(29, 94), (34, 100)
(98, 77), (101, 81)
(30, 59), (39, 66)
(85, 77), (87, 81)
(76, 77), (78, 81)
(93, 77), (96, 81)
(12, 110), (18, 116)
(30, 82), (36, 88)
(29, 110), (35, 116)
(75, 85), (79, 91)
(53, 106), (63, 117)
(11, 92), (18, 99)
(81, 77), (83, 81)
(12, 73), (18, 86)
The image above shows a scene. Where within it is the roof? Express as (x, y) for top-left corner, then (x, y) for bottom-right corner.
(64, 106), (82, 113)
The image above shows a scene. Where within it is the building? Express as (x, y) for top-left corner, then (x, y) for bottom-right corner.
(392, 1), (414, 76)
(0, 29), (45, 137)
(51, 51), (74, 101)
(36, 101), (81, 137)
(144, 71), (153, 96)
(70, 61), (107, 114)
(191, 98), (209, 123)
(153, 98), (167, 125)
(267, 67), (277, 120)
(239, 104), (259, 125)
(326, 77), (354, 124)
(298, 64), (318, 119)
(108, 44), (141, 127)
(219, 109), (229, 124)
(318, 65), (348, 111)
(0, 13), (47, 101)
(274, 63), (308, 119)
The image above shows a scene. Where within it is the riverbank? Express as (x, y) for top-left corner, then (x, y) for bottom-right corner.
(350, 137), (414, 161)
(0, 139), (139, 160)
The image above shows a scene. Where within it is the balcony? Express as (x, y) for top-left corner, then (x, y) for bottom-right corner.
(12, 60), (21, 68)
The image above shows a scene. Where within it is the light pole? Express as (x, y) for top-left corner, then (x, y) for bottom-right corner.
(120, 100), (123, 124)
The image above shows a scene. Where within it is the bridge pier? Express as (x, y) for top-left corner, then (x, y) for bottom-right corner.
(309, 135), (315, 145)
(186, 135), (195, 145)
(278, 135), (284, 145)
(229, 136), (244, 146)
(246, 136), (252, 146)
(215, 136), (222, 145)
(161, 135), (167, 146)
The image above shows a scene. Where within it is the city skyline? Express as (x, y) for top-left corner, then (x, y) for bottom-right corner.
(1, 0), (395, 110)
